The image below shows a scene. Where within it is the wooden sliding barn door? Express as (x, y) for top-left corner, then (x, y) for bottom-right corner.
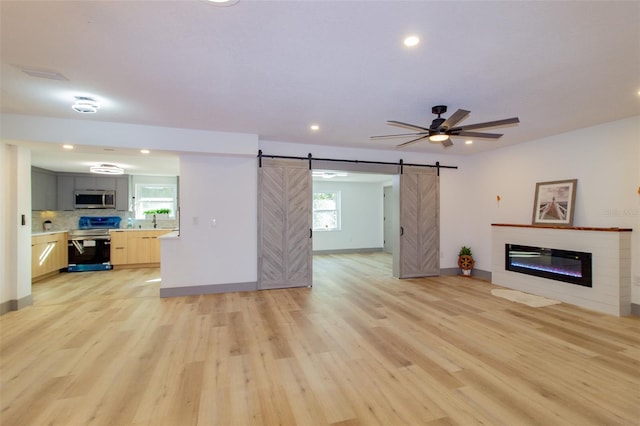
(258, 158), (312, 289)
(398, 166), (440, 278)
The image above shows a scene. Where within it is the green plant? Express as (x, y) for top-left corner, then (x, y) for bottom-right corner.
(459, 246), (472, 257)
(144, 208), (170, 215)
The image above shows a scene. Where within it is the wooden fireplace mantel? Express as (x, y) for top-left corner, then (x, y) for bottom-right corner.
(491, 223), (632, 232)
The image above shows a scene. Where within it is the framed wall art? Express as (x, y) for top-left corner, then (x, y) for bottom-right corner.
(531, 179), (577, 226)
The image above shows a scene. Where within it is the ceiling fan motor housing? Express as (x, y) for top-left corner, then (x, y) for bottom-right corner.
(431, 117), (446, 130)
(432, 105), (447, 115)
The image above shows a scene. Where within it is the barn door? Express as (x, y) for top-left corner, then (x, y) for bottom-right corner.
(398, 166), (439, 278)
(258, 158), (312, 289)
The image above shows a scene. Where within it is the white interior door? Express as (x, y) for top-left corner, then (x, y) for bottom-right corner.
(397, 166), (439, 278)
(258, 158), (312, 289)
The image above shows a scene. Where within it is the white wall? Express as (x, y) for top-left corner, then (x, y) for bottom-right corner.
(1, 114), (257, 156)
(312, 180), (385, 251)
(1, 142), (8, 305)
(0, 142), (33, 308)
(160, 154), (257, 289)
(461, 116), (640, 303)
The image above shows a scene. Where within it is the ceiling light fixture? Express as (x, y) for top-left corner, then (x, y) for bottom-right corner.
(72, 96), (100, 113)
(206, 0), (239, 6)
(310, 124), (320, 131)
(62, 144), (74, 150)
(90, 163), (124, 175)
(428, 133), (449, 143)
(140, 149), (150, 154)
(312, 171), (348, 179)
(465, 140), (473, 145)
(404, 35), (420, 47)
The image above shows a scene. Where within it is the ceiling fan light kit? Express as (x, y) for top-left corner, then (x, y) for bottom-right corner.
(371, 105), (519, 149)
(428, 133), (449, 143)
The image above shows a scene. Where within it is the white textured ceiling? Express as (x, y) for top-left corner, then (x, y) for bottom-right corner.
(1, 1), (639, 175)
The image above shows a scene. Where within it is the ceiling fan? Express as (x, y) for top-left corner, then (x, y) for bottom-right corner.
(371, 105), (519, 148)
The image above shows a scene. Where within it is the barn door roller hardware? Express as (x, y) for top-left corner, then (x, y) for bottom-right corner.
(257, 150), (456, 176)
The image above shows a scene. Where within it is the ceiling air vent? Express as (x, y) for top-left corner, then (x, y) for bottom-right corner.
(20, 67), (68, 81)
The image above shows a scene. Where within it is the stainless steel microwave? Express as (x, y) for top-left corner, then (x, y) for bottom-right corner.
(74, 190), (116, 209)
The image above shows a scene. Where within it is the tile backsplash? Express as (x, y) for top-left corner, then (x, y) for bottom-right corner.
(32, 210), (179, 233)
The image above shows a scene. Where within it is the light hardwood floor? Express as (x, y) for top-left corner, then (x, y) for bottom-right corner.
(1, 253), (639, 425)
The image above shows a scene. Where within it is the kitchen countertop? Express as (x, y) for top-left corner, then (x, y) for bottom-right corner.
(110, 228), (179, 232)
(157, 230), (179, 239)
(32, 229), (178, 236)
(32, 230), (68, 237)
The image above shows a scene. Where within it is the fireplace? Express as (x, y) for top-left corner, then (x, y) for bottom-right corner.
(505, 243), (592, 287)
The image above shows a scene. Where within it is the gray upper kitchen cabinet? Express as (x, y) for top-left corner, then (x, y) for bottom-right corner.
(74, 176), (116, 191)
(56, 175), (75, 210)
(115, 176), (129, 211)
(31, 167), (58, 211)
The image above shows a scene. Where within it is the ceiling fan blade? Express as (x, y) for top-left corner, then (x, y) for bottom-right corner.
(387, 120), (431, 132)
(370, 132), (428, 140)
(396, 135), (429, 148)
(440, 109), (470, 130)
(441, 138), (454, 148)
(456, 131), (503, 139)
(458, 117), (520, 131)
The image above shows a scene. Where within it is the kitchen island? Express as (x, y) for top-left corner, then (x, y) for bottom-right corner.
(110, 229), (174, 267)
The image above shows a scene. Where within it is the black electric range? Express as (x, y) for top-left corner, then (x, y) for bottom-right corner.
(67, 216), (121, 272)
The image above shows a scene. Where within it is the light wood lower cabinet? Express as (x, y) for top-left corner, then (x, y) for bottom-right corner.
(32, 232), (68, 281)
(110, 231), (128, 265)
(110, 230), (172, 267)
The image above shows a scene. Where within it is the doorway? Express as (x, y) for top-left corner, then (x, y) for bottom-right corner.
(257, 159), (440, 289)
(312, 170), (395, 278)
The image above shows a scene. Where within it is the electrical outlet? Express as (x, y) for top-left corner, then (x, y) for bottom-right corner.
(634, 275), (640, 286)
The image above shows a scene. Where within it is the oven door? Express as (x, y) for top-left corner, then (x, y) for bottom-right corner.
(68, 237), (111, 266)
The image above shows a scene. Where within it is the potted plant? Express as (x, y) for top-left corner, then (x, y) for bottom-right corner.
(458, 246), (475, 276)
(144, 208), (171, 220)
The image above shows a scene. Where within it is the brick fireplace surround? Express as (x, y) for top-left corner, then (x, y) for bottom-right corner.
(491, 224), (632, 317)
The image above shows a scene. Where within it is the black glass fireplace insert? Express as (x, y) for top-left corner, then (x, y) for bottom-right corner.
(505, 244), (592, 287)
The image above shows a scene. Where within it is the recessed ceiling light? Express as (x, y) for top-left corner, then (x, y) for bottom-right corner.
(62, 144), (74, 150)
(90, 163), (124, 175)
(140, 149), (150, 154)
(404, 35), (420, 47)
(310, 124), (320, 131)
(465, 140), (473, 145)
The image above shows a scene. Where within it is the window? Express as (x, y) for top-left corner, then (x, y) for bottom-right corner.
(313, 191), (340, 231)
(134, 183), (178, 219)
